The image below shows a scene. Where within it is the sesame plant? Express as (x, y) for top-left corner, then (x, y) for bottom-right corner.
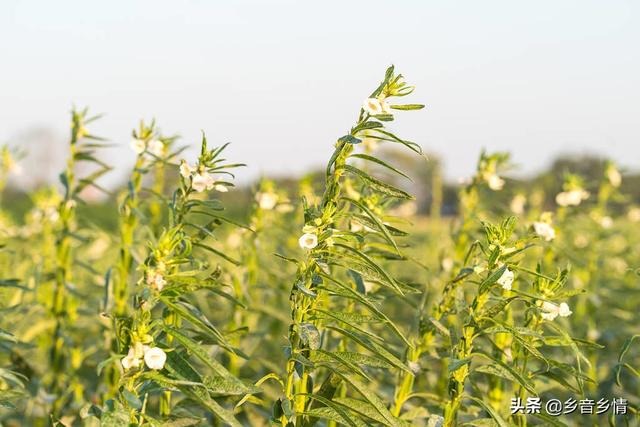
(245, 66), (426, 426)
(1, 67), (639, 427)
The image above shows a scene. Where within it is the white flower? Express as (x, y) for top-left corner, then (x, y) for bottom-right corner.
(556, 189), (589, 207)
(146, 270), (166, 292)
(148, 139), (165, 157)
(599, 216), (613, 229)
(441, 257), (454, 272)
(558, 302), (572, 317)
(130, 138), (146, 154)
(298, 233), (318, 250)
(121, 353), (140, 370)
(214, 184), (229, 193)
(533, 221), (556, 241)
(192, 172), (215, 193)
(256, 192), (278, 210)
(144, 347), (167, 370)
(628, 207), (640, 222)
(607, 167), (622, 187)
(121, 345), (146, 370)
(538, 300), (572, 321)
(510, 194), (526, 214)
(497, 268), (514, 291)
(486, 174), (505, 191)
(362, 98), (385, 115)
(179, 161), (195, 178)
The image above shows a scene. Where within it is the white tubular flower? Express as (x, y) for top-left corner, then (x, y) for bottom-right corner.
(497, 267), (514, 291)
(298, 233), (318, 250)
(146, 270), (167, 292)
(607, 167), (622, 187)
(192, 172), (215, 193)
(131, 138), (146, 154)
(144, 347), (167, 370)
(487, 174), (505, 191)
(558, 302), (572, 317)
(121, 346), (142, 370)
(148, 139), (165, 157)
(628, 207), (640, 222)
(256, 192), (278, 210)
(179, 160), (195, 178)
(533, 221), (556, 241)
(539, 301), (559, 321)
(538, 300), (571, 321)
(441, 257), (454, 272)
(599, 216), (613, 229)
(380, 99), (392, 114)
(556, 189), (589, 207)
(510, 194), (526, 214)
(362, 98), (384, 115)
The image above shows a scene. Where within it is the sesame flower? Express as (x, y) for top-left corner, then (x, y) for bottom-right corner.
(533, 221), (556, 241)
(192, 172), (215, 193)
(131, 138), (146, 154)
(362, 98), (391, 116)
(146, 270), (167, 292)
(628, 207), (640, 222)
(144, 347), (167, 370)
(121, 348), (141, 370)
(510, 194), (526, 215)
(497, 267), (514, 291)
(256, 192), (278, 210)
(555, 189), (589, 207)
(179, 160), (196, 178)
(363, 98), (383, 115)
(148, 139), (165, 157)
(486, 174), (505, 191)
(120, 342), (149, 370)
(538, 301), (572, 321)
(606, 166), (622, 187)
(599, 216), (613, 229)
(298, 233), (318, 250)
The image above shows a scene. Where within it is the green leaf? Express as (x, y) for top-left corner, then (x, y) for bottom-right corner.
(339, 165), (413, 200)
(335, 374), (404, 427)
(465, 395), (509, 427)
(389, 104), (425, 110)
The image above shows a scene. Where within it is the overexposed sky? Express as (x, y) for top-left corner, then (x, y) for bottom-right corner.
(1, 0), (639, 185)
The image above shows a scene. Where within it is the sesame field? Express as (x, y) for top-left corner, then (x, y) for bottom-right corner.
(1, 67), (639, 427)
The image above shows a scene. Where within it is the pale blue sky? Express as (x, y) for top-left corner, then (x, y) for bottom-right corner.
(1, 0), (639, 185)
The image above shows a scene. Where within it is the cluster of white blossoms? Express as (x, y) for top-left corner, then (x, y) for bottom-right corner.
(556, 188), (589, 207)
(121, 342), (167, 371)
(255, 191), (278, 210)
(497, 267), (515, 291)
(130, 138), (165, 157)
(537, 300), (572, 321)
(179, 161), (228, 193)
(362, 97), (392, 116)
